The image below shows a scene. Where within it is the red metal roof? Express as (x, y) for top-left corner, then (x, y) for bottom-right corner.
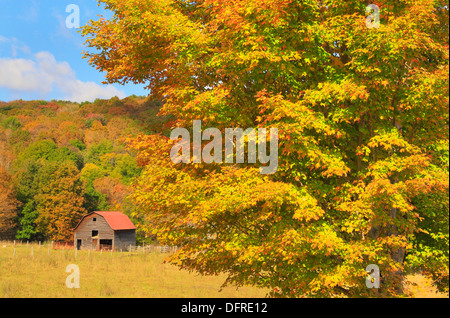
(74, 211), (136, 231)
(95, 211), (136, 230)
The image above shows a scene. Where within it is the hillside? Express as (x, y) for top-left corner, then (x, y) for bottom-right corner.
(0, 96), (168, 243)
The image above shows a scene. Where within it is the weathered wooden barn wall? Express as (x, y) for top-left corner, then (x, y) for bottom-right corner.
(114, 230), (136, 250)
(74, 214), (114, 250)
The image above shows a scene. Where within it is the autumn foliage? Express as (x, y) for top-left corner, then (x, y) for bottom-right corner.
(82, 0), (449, 297)
(0, 97), (164, 242)
(0, 168), (19, 239)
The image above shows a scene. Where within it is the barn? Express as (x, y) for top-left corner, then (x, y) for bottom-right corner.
(73, 211), (136, 251)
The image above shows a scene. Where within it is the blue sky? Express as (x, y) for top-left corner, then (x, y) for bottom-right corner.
(0, 0), (148, 102)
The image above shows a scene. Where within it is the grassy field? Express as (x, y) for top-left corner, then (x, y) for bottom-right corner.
(0, 242), (447, 298)
(0, 242), (267, 298)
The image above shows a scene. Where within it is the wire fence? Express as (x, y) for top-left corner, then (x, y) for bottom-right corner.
(0, 240), (178, 254)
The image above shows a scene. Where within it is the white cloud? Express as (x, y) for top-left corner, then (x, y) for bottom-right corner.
(61, 79), (127, 103)
(0, 57), (48, 92)
(0, 50), (125, 102)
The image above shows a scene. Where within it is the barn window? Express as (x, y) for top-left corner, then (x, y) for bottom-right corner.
(92, 230), (98, 237)
(93, 218), (96, 221)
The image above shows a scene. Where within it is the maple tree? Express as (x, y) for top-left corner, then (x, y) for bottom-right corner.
(82, 0), (449, 297)
(12, 140), (84, 240)
(34, 162), (87, 241)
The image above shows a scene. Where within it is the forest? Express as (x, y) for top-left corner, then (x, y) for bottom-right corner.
(0, 0), (448, 298)
(0, 96), (167, 244)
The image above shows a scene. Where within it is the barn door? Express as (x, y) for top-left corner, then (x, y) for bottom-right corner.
(92, 230), (99, 250)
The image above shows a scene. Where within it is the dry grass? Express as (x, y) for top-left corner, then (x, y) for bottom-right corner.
(0, 242), (267, 298)
(0, 243), (447, 298)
